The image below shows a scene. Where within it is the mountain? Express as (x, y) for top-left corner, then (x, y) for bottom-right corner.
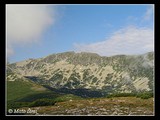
(6, 51), (154, 97)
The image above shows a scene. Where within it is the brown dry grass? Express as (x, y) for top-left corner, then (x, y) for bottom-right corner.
(22, 97), (154, 115)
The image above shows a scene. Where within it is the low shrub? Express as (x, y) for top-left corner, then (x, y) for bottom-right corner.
(29, 98), (56, 107)
(107, 93), (136, 98)
(7, 101), (30, 109)
(107, 92), (153, 99)
(136, 92), (153, 99)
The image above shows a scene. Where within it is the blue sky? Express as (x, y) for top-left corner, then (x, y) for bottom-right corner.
(6, 4), (154, 63)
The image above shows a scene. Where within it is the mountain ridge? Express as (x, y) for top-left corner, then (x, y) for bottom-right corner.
(7, 51), (154, 96)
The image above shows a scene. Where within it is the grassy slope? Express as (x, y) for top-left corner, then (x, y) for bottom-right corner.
(7, 80), (54, 101)
(7, 80), (61, 110)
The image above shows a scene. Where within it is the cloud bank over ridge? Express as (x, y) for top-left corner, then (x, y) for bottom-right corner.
(74, 26), (154, 56)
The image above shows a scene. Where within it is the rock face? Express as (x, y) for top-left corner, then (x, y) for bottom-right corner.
(6, 51), (154, 95)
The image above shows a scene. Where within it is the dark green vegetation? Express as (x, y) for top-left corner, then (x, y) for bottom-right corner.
(29, 99), (56, 107)
(106, 92), (153, 99)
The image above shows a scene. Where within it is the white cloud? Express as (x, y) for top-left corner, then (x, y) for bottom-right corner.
(74, 26), (154, 56)
(6, 4), (56, 58)
(143, 5), (153, 21)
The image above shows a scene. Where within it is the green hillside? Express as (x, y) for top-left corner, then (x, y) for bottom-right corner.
(7, 79), (83, 112)
(7, 80), (49, 101)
